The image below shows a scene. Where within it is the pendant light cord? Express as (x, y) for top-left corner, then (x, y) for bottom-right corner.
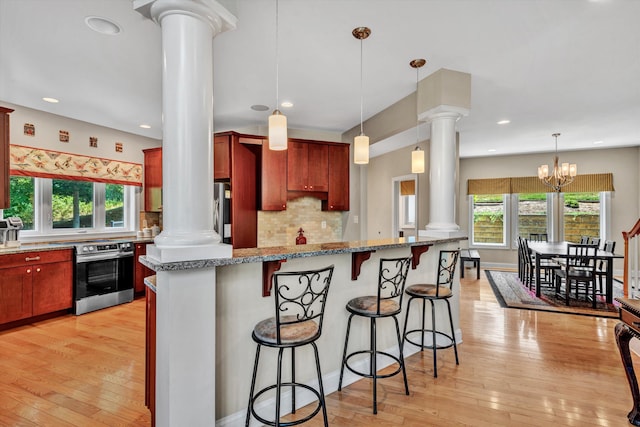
(275, 0), (280, 110)
(415, 66), (419, 146)
(359, 37), (364, 135)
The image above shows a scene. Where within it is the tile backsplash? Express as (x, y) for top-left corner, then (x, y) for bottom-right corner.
(258, 197), (342, 247)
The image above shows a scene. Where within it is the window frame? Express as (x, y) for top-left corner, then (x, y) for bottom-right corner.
(469, 194), (510, 249)
(2, 176), (138, 242)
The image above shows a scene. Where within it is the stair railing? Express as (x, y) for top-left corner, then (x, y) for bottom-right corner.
(623, 218), (640, 298)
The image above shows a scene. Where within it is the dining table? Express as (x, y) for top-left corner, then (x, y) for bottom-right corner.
(527, 240), (623, 304)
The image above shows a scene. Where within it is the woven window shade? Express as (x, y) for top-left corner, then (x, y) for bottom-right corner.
(400, 180), (415, 195)
(467, 177), (510, 195)
(468, 173), (614, 195)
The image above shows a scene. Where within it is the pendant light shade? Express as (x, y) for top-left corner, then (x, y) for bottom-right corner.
(269, 109), (287, 150)
(268, 0), (287, 151)
(353, 26), (371, 165)
(354, 133), (369, 164)
(411, 147), (425, 173)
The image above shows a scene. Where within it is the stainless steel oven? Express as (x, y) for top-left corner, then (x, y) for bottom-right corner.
(73, 240), (134, 315)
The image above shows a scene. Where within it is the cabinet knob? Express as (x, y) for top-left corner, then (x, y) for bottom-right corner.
(309, 185), (313, 189)
(304, 185), (308, 189)
(36, 267), (41, 273)
(330, 205), (334, 209)
(282, 204), (286, 208)
(26, 268), (31, 274)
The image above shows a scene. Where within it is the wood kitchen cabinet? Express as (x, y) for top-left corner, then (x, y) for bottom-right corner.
(0, 106), (14, 209)
(214, 135), (231, 181)
(287, 140), (328, 192)
(145, 277), (157, 426)
(0, 249), (73, 325)
(323, 143), (350, 211)
(261, 141), (287, 211)
(134, 242), (154, 295)
(143, 147), (162, 212)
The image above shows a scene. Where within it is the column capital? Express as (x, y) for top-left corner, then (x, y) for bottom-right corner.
(418, 105), (469, 123)
(135, 0), (237, 35)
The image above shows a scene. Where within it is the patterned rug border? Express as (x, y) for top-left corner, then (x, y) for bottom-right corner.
(485, 270), (621, 319)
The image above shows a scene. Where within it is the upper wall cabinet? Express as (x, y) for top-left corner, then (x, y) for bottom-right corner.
(323, 144), (350, 211)
(214, 135), (231, 181)
(0, 107), (14, 209)
(262, 142), (287, 211)
(287, 140), (328, 192)
(143, 147), (163, 212)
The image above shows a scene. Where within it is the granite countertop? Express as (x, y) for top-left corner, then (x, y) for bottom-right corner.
(140, 235), (468, 272)
(0, 236), (154, 255)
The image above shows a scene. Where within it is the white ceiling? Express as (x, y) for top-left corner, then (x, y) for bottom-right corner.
(1, 0), (639, 159)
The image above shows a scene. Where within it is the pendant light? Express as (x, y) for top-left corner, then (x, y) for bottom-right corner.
(538, 133), (577, 192)
(410, 58), (426, 174)
(268, 0), (287, 150)
(353, 27), (371, 164)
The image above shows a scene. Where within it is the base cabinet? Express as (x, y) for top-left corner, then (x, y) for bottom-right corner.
(134, 242), (154, 294)
(0, 249), (73, 325)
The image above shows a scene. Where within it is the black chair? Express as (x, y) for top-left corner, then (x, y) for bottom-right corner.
(402, 250), (459, 378)
(589, 237), (601, 247)
(246, 265), (334, 427)
(596, 240), (616, 294)
(529, 233), (548, 242)
(338, 256), (412, 414)
(580, 236), (590, 244)
(554, 244), (597, 307)
(520, 237), (560, 288)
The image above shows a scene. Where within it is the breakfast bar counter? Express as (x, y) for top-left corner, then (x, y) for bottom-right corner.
(141, 235), (467, 423)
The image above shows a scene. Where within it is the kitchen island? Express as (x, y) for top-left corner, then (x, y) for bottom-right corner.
(141, 235), (467, 425)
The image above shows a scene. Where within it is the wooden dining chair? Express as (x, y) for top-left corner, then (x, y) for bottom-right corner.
(596, 240), (616, 293)
(554, 243), (598, 307)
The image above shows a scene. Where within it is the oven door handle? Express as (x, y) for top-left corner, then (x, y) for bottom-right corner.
(76, 252), (134, 263)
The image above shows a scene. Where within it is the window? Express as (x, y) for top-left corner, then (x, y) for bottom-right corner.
(399, 193), (416, 228)
(470, 194), (508, 247)
(2, 176), (35, 230)
(1, 176), (135, 237)
(52, 179), (94, 229)
(562, 192), (600, 243)
(516, 193), (548, 241)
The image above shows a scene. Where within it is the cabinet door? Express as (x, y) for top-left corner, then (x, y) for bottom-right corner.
(262, 142), (287, 211)
(32, 261), (73, 316)
(214, 135), (231, 180)
(325, 144), (350, 211)
(0, 266), (32, 324)
(0, 107), (13, 209)
(307, 143), (328, 191)
(143, 148), (163, 212)
(287, 141), (309, 191)
(134, 243), (155, 294)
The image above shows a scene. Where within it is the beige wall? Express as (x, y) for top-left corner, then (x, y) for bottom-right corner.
(366, 140), (429, 239)
(459, 146), (640, 266)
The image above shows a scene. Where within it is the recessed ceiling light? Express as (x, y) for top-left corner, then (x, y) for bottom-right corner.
(488, 149), (497, 152)
(281, 101), (293, 108)
(139, 124), (151, 129)
(497, 120), (510, 125)
(85, 16), (122, 35)
(251, 104), (269, 111)
(43, 97), (59, 103)
(593, 140), (604, 145)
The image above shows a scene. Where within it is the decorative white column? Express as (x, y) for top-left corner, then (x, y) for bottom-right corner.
(134, 1), (236, 426)
(419, 106), (468, 237)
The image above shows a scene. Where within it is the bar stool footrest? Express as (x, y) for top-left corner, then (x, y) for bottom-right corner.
(249, 382), (323, 427)
(343, 349), (403, 379)
(404, 329), (456, 350)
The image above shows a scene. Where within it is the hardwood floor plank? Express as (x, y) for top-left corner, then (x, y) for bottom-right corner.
(0, 270), (637, 426)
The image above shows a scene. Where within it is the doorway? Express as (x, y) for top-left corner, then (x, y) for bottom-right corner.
(392, 174), (418, 239)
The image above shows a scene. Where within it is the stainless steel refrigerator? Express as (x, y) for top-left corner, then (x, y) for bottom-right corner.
(214, 182), (231, 244)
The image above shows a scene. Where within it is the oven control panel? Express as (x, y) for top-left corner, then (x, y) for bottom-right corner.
(77, 241), (133, 255)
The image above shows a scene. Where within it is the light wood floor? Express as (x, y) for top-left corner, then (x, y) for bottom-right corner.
(0, 269), (636, 426)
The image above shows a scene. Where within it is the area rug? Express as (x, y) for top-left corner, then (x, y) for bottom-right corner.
(485, 270), (621, 318)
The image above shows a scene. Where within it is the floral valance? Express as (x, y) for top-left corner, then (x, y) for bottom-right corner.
(9, 144), (142, 187)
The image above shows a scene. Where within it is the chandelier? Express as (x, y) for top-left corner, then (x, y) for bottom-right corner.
(537, 133), (577, 192)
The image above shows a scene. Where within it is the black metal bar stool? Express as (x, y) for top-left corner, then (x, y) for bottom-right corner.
(402, 250), (459, 378)
(245, 265), (334, 427)
(337, 256), (412, 414)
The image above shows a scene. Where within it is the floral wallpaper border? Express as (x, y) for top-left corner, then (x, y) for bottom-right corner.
(9, 144), (143, 186)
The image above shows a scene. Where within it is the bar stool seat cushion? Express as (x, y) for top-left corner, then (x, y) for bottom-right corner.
(406, 283), (452, 298)
(346, 296), (400, 315)
(254, 316), (319, 344)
